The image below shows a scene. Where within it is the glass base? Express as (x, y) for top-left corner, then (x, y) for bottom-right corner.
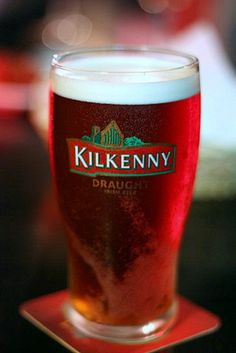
(63, 300), (177, 344)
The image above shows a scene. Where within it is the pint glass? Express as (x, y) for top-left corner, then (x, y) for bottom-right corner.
(49, 47), (200, 343)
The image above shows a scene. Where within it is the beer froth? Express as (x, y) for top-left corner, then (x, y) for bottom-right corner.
(52, 52), (200, 105)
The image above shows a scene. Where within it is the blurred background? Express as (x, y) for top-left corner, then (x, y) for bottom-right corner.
(0, 1), (235, 352)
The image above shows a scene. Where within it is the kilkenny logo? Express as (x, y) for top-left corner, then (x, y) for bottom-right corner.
(67, 120), (176, 177)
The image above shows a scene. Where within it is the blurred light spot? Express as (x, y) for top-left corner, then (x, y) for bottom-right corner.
(57, 18), (78, 45)
(169, 0), (192, 12)
(42, 14), (92, 50)
(138, 0), (168, 14)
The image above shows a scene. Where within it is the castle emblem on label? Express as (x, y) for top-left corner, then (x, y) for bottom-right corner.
(67, 120), (176, 177)
(82, 120), (144, 148)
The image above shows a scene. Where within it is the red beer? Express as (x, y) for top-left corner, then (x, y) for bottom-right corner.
(49, 48), (200, 342)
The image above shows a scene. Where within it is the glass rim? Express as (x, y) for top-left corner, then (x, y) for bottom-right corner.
(51, 46), (199, 76)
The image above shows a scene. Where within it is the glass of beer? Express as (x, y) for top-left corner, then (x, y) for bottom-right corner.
(49, 47), (200, 343)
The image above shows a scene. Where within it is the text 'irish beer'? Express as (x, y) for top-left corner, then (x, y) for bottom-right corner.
(67, 120), (176, 177)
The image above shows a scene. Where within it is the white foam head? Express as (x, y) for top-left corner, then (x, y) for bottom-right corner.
(51, 49), (200, 105)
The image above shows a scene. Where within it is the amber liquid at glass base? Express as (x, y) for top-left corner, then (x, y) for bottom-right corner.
(49, 92), (200, 326)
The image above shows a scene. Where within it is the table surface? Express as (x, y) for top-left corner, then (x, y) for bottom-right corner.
(0, 120), (235, 353)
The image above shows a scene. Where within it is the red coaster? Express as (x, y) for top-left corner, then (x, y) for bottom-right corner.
(20, 290), (220, 353)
